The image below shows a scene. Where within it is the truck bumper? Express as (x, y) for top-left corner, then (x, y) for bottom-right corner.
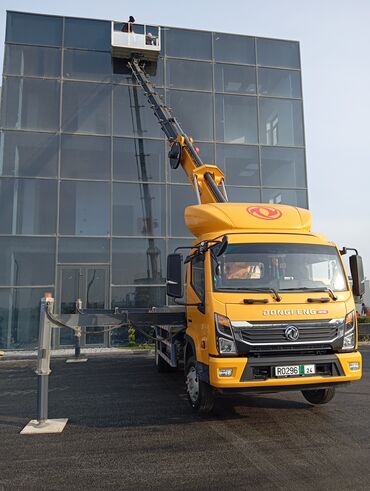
(208, 351), (362, 389)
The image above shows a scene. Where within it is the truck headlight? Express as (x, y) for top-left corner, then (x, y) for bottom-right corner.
(342, 310), (356, 351)
(218, 337), (236, 354)
(215, 313), (237, 354)
(215, 313), (233, 338)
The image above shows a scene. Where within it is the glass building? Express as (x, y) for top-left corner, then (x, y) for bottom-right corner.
(0, 11), (308, 349)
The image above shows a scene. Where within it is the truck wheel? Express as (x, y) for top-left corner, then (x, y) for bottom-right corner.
(185, 357), (215, 413)
(155, 343), (175, 372)
(301, 387), (336, 405)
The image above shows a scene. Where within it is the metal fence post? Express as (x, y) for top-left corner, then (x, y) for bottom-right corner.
(36, 294), (53, 422)
(20, 293), (68, 434)
(74, 299), (82, 358)
(66, 298), (88, 363)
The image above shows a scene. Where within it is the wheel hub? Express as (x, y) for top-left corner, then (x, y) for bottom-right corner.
(186, 366), (199, 403)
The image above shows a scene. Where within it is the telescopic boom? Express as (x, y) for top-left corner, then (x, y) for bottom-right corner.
(128, 58), (228, 205)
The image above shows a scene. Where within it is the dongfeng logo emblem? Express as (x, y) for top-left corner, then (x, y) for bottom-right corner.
(246, 205), (282, 220)
(285, 325), (299, 341)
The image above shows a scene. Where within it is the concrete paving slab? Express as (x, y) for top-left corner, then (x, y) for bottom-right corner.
(65, 358), (88, 363)
(20, 418), (68, 434)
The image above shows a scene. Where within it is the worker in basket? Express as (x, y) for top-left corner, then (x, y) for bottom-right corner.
(122, 15), (135, 33)
(146, 31), (157, 45)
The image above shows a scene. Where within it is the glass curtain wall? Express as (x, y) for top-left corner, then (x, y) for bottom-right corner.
(0, 12), (307, 348)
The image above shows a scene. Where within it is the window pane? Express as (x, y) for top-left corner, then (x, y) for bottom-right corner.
(166, 59), (212, 91)
(167, 90), (213, 141)
(215, 64), (256, 94)
(192, 255), (205, 300)
(215, 94), (257, 144)
(63, 50), (112, 82)
(259, 98), (304, 146)
(257, 38), (300, 69)
(17, 288), (50, 348)
(4, 44), (61, 77)
(170, 142), (215, 184)
(111, 286), (166, 311)
(0, 237), (55, 286)
(165, 28), (212, 60)
(258, 68), (301, 98)
(261, 147), (306, 187)
(262, 188), (308, 208)
(113, 182), (165, 236)
(62, 81), (111, 135)
(216, 144), (260, 186)
(112, 238), (166, 284)
(58, 268), (79, 344)
(0, 131), (58, 177)
(113, 138), (165, 182)
(113, 85), (164, 138)
(59, 181), (110, 235)
(58, 238), (110, 263)
(1, 78), (60, 131)
(113, 58), (164, 86)
(64, 18), (111, 51)
(58, 268), (81, 319)
(61, 135), (111, 180)
(6, 12), (62, 46)
(0, 289), (10, 349)
(214, 33), (255, 64)
(8, 288), (54, 349)
(85, 267), (107, 345)
(226, 186), (261, 203)
(169, 185), (195, 237)
(168, 238), (194, 257)
(0, 178), (57, 234)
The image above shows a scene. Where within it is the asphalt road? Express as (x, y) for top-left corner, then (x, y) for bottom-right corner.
(0, 347), (369, 490)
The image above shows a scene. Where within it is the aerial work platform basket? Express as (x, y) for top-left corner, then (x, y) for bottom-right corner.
(111, 22), (161, 61)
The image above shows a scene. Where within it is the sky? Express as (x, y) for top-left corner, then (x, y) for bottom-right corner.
(1, 0), (369, 279)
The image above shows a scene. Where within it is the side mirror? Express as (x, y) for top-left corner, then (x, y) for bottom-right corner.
(168, 142), (182, 169)
(349, 254), (365, 297)
(167, 254), (183, 298)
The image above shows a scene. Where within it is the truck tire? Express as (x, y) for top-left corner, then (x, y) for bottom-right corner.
(155, 343), (176, 373)
(301, 387), (336, 405)
(185, 356), (215, 413)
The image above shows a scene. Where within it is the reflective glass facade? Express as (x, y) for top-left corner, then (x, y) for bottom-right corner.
(0, 12), (307, 348)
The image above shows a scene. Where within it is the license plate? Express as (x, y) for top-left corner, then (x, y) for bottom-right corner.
(275, 364), (315, 377)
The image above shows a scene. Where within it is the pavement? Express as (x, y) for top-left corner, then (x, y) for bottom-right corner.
(0, 347), (369, 490)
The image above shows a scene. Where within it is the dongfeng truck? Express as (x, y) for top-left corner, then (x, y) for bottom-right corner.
(111, 23), (364, 412)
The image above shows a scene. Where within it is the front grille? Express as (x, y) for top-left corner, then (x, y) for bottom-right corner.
(235, 320), (342, 345)
(247, 344), (333, 357)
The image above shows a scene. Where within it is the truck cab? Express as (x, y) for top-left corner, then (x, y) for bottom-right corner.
(168, 202), (364, 412)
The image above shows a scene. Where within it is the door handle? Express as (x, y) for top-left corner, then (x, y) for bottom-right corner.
(188, 318), (192, 323)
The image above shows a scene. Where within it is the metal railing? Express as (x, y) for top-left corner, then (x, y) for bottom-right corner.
(111, 22), (161, 56)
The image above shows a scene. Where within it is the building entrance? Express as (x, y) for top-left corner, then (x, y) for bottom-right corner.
(56, 265), (109, 347)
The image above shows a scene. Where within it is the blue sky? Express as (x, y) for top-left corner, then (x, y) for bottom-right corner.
(1, 0), (369, 279)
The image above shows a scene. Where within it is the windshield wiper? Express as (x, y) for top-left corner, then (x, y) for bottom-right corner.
(217, 287), (282, 302)
(280, 287), (338, 301)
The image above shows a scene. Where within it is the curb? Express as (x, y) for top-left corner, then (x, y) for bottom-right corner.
(0, 348), (155, 361)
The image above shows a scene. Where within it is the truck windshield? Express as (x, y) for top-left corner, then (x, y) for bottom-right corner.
(212, 243), (347, 293)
